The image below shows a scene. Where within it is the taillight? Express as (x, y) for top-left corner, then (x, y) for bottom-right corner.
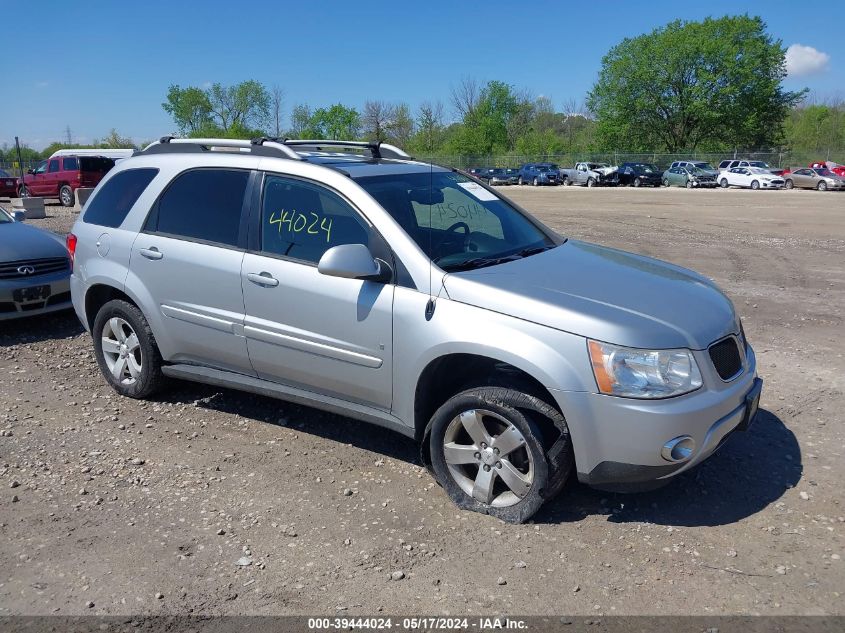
(66, 233), (77, 272)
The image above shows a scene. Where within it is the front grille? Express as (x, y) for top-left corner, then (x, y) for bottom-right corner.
(709, 337), (743, 380)
(0, 257), (69, 280)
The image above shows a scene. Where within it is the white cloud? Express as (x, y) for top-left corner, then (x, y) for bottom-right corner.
(785, 44), (830, 77)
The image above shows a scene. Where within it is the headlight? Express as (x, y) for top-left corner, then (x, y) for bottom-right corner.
(588, 340), (703, 399)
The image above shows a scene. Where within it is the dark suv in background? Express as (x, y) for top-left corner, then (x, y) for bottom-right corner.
(21, 155), (115, 206)
(517, 163), (560, 186)
(617, 162), (663, 187)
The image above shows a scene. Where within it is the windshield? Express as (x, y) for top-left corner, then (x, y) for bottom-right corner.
(0, 209), (12, 223)
(688, 167), (709, 176)
(748, 167), (772, 175)
(356, 171), (558, 271)
(815, 169), (835, 177)
(0, 169), (10, 177)
(748, 161), (770, 168)
(693, 162), (715, 171)
(632, 163), (657, 173)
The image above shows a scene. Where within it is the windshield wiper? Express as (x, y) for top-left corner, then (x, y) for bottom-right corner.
(442, 245), (556, 272)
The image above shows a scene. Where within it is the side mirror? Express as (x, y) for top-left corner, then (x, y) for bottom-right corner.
(13, 210), (26, 222)
(317, 244), (390, 282)
(27, 169), (34, 175)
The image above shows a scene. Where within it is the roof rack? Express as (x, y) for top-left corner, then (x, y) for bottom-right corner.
(138, 136), (304, 160)
(137, 136), (413, 162)
(280, 139), (412, 160)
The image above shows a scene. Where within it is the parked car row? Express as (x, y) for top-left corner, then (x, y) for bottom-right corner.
(465, 159), (845, 192)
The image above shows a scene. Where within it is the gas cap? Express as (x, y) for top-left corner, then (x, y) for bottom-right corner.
(96, 233), (111, 257)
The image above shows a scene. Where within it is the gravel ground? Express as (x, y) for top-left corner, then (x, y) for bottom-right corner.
(0, 188), (842, 616)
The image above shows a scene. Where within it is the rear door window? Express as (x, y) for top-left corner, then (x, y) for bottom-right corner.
(48, 159), (60, 173)
(145, 169), (249, 247)
(63, 157), (79, 171)
(84, 168), (159, 228)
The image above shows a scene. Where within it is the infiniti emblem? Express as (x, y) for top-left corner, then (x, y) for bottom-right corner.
(17, 265), (35, 275)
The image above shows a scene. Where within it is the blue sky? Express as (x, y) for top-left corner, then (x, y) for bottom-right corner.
(2, 0), (841, 150)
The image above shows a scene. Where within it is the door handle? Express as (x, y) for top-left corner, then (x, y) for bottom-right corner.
(247, 272), (279, 287)
(139, 247), (163, 260)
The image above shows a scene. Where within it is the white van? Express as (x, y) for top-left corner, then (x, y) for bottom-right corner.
(49, 148), (134, 162)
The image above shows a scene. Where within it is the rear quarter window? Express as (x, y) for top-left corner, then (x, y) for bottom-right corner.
(62, 157), (79, 171)
(83, 168), (159, 228)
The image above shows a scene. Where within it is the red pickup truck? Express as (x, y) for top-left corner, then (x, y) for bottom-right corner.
(20, 155), (115, 206)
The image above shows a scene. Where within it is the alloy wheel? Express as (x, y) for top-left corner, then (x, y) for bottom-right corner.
(101, 317), (142, 385)
(442, 408), (534, 508)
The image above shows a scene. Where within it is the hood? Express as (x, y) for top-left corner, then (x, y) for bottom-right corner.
(442, 240), (738, 350)
(0, 222), (68, 262)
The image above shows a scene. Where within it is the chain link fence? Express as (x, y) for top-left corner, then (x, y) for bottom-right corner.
(416, 149), (845, 171)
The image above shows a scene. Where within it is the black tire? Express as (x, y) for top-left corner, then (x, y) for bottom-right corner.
(720, 178), (729, 188)
(586, 177), (595, 188)
(92, 299), (164, 399)
(751, 180), (760, 190)
(662, 178), (669, 187)
(18, 185), (30, 198)
(817, 181), (827, 191)
(633, 177), (641, 188)
(518, 176), (524, 186)
(59, 185), (73, 207)
(562, 176), (570, 186)
(532, 177), (539, 186)
(428, 387), (572, 523)
(685, 179), (693, 189)
(785, 179), (794, 190)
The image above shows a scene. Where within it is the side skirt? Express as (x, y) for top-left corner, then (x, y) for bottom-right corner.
(161, 363), (415, 439)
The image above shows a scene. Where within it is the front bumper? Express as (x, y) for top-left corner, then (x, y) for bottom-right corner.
(553, 344), (761, 490)
(0, 272), (72, 320)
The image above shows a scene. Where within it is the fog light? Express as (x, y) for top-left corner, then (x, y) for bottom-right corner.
(661, 436), (695, 462)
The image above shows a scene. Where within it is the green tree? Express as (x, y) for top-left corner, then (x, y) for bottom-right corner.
(587, 15), (806, 151)
(784, 101), (845, 154)
(289, 104), (313, 138)
(162, 85), (212, 135)
(308, 104), (360, 140)
(206, 80), (271, 133)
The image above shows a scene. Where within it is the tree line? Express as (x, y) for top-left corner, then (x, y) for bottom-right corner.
(4, 15), (844, 166)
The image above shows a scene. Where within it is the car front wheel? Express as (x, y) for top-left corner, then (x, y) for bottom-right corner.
(817, 181), (827, 191)
(428, 387), (573, 523)
(720, 178), (729, 188)
(785, 179), (794, 190)
(532, 177), (539, 186)
(18, 185), (30, 198)
(586, 177), (595, 187)
(518, 176), (524, 186)
(662, 178), (669, 187)
(751, 180), (760, 190)
(93, 299), (164, 399)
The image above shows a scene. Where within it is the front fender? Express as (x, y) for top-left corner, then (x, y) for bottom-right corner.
(391, 287), (596, 431)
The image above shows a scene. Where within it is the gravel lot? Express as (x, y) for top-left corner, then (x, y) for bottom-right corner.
(0, 187), (843, 616)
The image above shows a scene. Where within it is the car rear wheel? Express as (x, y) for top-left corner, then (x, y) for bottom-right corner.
(720, 178), (729, 188)
(562, 176), (570, 186)
(785, 179), (794, 190)
(93, 299), (164, 399)
(59, 185), (74, 206)
(817, 181), (827, 191)
(429, 387), (569, 523)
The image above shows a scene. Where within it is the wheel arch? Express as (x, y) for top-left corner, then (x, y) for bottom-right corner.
(84, 283), (136, 331)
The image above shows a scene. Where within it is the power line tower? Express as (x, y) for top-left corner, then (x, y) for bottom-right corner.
(65, 125), (73, 145)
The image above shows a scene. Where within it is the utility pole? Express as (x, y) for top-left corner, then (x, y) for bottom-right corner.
(14, 137), (24, 182)
(65, 125), (73, 145)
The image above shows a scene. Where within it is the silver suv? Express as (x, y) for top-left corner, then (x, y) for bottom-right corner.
(69, 137), (762, 523)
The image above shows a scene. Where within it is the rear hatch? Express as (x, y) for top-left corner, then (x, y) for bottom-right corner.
(78, 156), (115, 187)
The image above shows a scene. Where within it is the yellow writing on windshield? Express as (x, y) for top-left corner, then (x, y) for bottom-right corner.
(268, 210), (333, 243)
